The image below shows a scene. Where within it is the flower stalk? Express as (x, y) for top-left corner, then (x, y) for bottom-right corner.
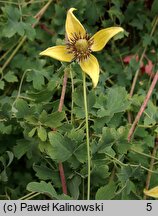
(40, 7), (124, 199)
(82, 72), (91, 200)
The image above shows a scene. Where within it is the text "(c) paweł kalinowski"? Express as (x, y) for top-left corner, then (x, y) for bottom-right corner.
(20, 202), (104, 212)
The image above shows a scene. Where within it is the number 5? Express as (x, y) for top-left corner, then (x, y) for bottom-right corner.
(146, 203), (152, 211)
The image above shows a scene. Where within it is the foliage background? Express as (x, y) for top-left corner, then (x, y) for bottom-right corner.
(0, 0), (158, 200)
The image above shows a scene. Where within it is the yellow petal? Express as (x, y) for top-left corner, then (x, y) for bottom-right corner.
(66, 8), (86, 40)
(144, 186), (158, 198)
(39, 45), (74, 62)
(79, 54), (99, 88)
(91, 27), (124, 52)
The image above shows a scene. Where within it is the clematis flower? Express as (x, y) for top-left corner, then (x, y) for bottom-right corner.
(40, 8), (124, 87)
(144, 186), (158, 198)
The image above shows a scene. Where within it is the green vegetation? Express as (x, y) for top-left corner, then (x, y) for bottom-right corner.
(0, 0), (158, 200)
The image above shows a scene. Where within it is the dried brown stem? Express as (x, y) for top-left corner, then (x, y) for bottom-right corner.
(58, 161), (67, 195)
(58, 71), (68, 112)
(32, 0), (53, 28)
(127, 16), (158, 124)
(129, 16), (158, 98)
(57, 70), (68, 195)
(128, 72), (158, 142)
(40, 23), (55, 36)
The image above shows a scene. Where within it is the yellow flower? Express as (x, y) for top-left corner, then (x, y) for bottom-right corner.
(40, 8), (124, 87)
(144, 186), (158, 198)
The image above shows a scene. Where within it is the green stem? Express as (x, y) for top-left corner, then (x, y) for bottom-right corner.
(1, 0), (53, 74)
(11, 69), (30, 110)
(24, 192), (41, 200)
(70, 68), (74, 124)
(1, 36), (27, 73)
(82, 72), (91, 200)
(19, 192), (37, 200)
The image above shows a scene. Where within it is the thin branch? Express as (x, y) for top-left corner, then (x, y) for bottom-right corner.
(129, 49), (147, 97)
(39, 23), (55, 36)
(58, 71), (68, 112)
(128, 72), (158, 141)
(56, 70), (68, 195)
(58, 161), (67, 195)
(129, 16), (158, 98)
(127, 16), (158, 124)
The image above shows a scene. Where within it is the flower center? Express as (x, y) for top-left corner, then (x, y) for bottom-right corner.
(66, 33), (93, 62)
(75, 39), (89, 52)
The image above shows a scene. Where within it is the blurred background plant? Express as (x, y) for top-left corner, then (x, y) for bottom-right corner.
(0, 0), (158, 200)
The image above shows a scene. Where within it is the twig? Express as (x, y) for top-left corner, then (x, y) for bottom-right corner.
(129, 48), (147, 98)
(39, 23), (55, 36)
(32, 0), (53, 28)
(58, 71), (68, 112)
(128, 72), (158, 141)
(127, 16), (158, 124)
(56, 70), (68, 195)
(129, 16), (158, 98)
(58, 161), (67, 195)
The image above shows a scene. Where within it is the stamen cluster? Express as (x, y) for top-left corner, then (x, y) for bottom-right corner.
(66, 33), (93, 62)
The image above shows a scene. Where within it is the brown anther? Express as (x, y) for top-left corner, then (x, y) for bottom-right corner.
(66, 32), (93, 62)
